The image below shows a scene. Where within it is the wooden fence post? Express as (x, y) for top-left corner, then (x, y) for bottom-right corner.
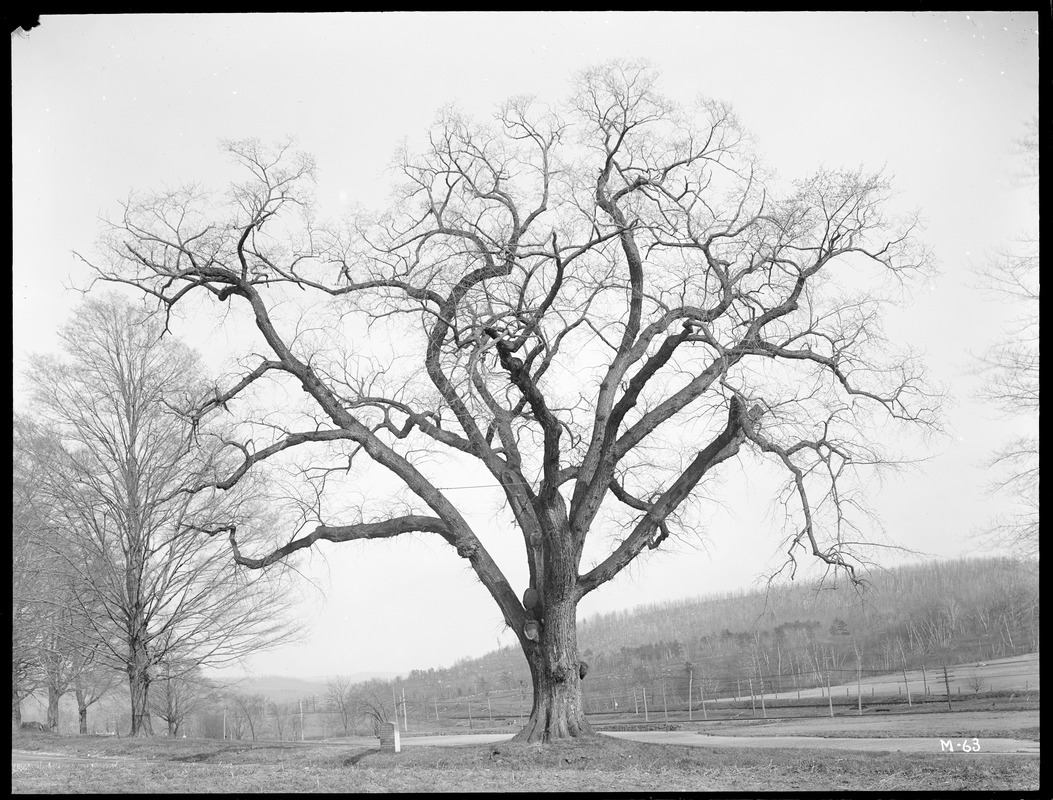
(688, 671), (693, 722)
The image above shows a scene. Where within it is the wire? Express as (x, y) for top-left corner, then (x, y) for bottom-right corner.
(433, 482), (533, 491)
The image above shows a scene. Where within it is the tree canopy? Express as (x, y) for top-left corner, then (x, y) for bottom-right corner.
(84, 62), (941, 741)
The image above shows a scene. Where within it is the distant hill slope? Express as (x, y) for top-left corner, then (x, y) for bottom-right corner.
(396, 556), (1038, 704)
(205, 672), (399, 702)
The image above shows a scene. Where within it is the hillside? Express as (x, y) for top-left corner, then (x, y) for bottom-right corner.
(203, 673), (399, 703)
(395, 556), (1038, 712)
(27, 555), (1033, 738)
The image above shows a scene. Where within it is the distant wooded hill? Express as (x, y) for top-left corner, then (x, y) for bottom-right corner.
(208, 672), (400, 704)
(396, 556), (1038, 704)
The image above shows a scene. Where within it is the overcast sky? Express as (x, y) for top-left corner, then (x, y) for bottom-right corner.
(12, 12), (1038, 680)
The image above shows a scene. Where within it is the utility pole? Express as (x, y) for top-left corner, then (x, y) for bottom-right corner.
(402, 688), (408, 732)
(857, 664), (863, 715)
(299, 698), (304, 741)
(661, 677), (668, 723)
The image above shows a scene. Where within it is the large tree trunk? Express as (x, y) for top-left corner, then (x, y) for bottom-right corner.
(46, 686), (62, 731)
(75, 688), (90, 734)
(12, 688), (23, 730)
(128, 635), (154, 736)
(512, 594), (595, 743)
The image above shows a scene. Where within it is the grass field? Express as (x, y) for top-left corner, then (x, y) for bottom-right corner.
(11, 726), (1039, 793)
(592, 692), (1041, 741)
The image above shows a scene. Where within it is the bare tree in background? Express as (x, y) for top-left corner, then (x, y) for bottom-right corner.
(152, 664), (216, 737)
(974, 119), (1039, 559)
(226, 690), (268, 741)
(35, 604), (80, 732)
(12, 415), (52, 728)
(72, 656), (119, 735)
(269, 700), (297, 741)
(84, 62), (940, 742)
(326, 675), (356, 734)
(24, 296), (295, 736)
(13, 415), (116, 732)
(353, 681), (392, 736)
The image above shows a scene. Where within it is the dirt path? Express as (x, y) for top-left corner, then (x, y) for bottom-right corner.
(694, 709), (1038, 737)
(324, 723), (1039, 755)
(17, 709), (1039, 764)
(602, 729), (1038, 755)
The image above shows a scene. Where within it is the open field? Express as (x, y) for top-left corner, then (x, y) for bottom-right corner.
(753, 652), (1040, 701)
(12, 660), (1040, 792)
(567, 685), (1042, 738)
(12, 714), (1040, 793)
(689, 708), (1040, 742)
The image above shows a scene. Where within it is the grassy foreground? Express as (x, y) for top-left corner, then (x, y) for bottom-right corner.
(11, 731), (1039, 793)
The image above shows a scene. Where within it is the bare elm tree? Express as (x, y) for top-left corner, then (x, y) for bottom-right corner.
(83, 62), (941, 742)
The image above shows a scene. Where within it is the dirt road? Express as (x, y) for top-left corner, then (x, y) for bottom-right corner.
(691, 709), (1038, 739)
(322, 720), (1039, 756)
(16, 707), (1038, 765)
(601, 729), (1038, 755)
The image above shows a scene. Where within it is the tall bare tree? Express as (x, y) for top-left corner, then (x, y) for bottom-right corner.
(83, 63), (939, 742)
(25, 296), (294, 736)
(12, 415), (52, 728)
(974, 119), (1039, 559)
